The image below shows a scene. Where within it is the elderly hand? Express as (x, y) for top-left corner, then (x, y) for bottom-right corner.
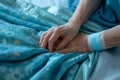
(58, 33), (91, 53)
(39, 22), (80, 52)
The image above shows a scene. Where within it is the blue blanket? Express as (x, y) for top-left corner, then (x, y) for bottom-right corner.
(0, 0), (102, 80)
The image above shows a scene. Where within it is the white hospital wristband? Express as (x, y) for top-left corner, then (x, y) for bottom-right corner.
(88, 32), (106, 51)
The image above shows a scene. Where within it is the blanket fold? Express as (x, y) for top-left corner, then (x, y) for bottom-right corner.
(0, 0), (102, 80)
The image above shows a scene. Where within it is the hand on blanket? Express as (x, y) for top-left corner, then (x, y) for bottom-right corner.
(39, 22), (80, 52)
(57, 33), (91, 53)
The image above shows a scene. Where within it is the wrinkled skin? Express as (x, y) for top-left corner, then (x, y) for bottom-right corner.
(40, 25), (91, 53)
(58, 32), (91, 53)
(39, 23), (80, 52)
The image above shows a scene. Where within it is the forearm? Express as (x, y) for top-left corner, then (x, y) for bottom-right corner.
(104, 25), (120, 48)
(88, 25), (120, 51)
(69, 0), (102, 28)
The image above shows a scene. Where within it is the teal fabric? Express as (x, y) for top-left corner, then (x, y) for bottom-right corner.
(68, 0), (120, 29)
(67, 0), (79, 11)
(0, 0), (104, 80)
(90, 0), (120, 28)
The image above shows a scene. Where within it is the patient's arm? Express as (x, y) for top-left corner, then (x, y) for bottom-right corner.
(104, 25), (120, 48)
(40, 0), (102, 52)
(69, 0), (102, 28)
(58, 25), (120, 53)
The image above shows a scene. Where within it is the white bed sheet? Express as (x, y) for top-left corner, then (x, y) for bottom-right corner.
(22, 0), (69, 8)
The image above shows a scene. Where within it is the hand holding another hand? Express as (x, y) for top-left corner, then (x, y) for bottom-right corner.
(39, 22), (80, 52)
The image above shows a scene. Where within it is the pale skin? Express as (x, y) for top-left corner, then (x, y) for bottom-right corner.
(39, 0), (120, 53)
(58, 26), (120, 53)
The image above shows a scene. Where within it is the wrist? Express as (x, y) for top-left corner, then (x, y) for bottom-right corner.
(66, 21), (81, 30)
(68, 15), (87, 27)
(103, 29), (120, 48)
(88, 31), (106, 51)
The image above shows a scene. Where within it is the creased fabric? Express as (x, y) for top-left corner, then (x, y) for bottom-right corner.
(68, 0), (120, 29)
(0, 0), (103, 80)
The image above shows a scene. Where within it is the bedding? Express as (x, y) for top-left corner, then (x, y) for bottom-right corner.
(22, 0), (69, 8)
(0, 0), (120, 80)
(0, 0), (99, 80)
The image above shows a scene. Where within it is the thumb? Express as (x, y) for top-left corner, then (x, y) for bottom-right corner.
(56, 36), (72, 50)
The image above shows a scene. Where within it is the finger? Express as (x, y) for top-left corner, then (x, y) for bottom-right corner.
(48, 31), (61, 52)
(40, 31), (53, 48)
(56, 36), (72, 50)
(39, 31), (47, 45)
(59, 48), (74, 53)
(40, 27), (55, 44)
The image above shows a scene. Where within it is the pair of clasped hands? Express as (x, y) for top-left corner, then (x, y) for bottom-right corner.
(39, 22), (90, 53)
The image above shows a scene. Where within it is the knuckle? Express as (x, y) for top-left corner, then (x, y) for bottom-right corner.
(55, 28), (61, 33)
(51, 26), (56, 30)
(48, 39), (53, 43)
(41, 31), (48, 36)
(41, 33), (46, 36)
(54, 31), (59, 34)
(44, 36), (48, 39)
(55, 27), (60, 31)
(55, 27), (59, 30)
